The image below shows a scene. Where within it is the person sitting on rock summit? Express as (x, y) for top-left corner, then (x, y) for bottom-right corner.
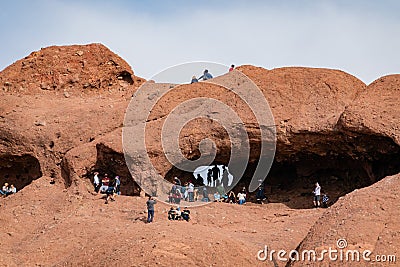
(198, 69), (213, 81)
(191, 76), (198, 84)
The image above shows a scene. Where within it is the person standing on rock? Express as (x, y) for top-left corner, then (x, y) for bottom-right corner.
(313, 182), (321, 208)
(93, 172), (100, 193)
(115, 176), (121, 195)
(221, 165), (229, 189)
(211, 164), (220, 187)
(146, 196), (157, 223)
(229, 64), (235, 72)
(207, 169), (213, 186)
(188, 181), (194, 202)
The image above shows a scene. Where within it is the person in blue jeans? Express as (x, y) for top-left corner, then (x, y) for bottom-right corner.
(146, 196), (157, 223)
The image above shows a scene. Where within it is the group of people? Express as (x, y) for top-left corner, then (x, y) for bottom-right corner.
(93, 172), (121, 204)
(0, 183), (17, 197)
(168, 206), (191, 222)
(146, 195), (191, 223)
(312, 182), (329, 208)
(168, 177), (206, 203)
(190, 65), (235, 84)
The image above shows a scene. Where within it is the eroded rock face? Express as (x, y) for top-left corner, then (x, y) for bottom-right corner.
(92, 65), (400, 204)
(340, 74), (400, 145)
(291, 173), (400, 267)
(0, 44), (145, 190)
(0, 43), (144, 94)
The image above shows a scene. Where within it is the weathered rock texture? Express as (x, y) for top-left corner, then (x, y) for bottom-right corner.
(0, 44), (399, 266)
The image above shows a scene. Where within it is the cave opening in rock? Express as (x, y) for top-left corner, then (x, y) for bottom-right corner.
(117, 71), (134, 85)
(0, 154), (42, 192)
(89, 143), (140, 196)
(163, 133), (400, 208)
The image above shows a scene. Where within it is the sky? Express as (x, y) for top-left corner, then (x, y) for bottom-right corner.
(0, 0), (399, 84)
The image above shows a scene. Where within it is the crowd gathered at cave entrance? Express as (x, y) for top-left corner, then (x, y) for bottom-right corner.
(91, 164), (330, 211)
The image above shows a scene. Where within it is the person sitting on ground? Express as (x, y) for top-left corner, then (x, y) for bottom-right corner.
(99, 174), (110, 193)
(312, 182), (321, 208)
(237, 190), (246, 205)
(214, 191), (221, 202)
(198, 69), (213, 81)
(191, 76), (198, 84)
(105, 177), (116, 204)
(228, 191), (236, 204)
(322, 191), (329, 208)
(195, 173), (204, 186)
(0, 183), (9, 196)
(9, 184), (16, 194)
(175, 206), (182, 220)
(202, 187), (209, 202)
(168, 207), (177, 220)
(256, 184), (267, 204)
(229, 64), (235, 72)
(182, 207), (191, 222)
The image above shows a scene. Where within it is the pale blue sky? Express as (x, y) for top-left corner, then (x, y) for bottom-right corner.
(1, 0), (399, 84)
